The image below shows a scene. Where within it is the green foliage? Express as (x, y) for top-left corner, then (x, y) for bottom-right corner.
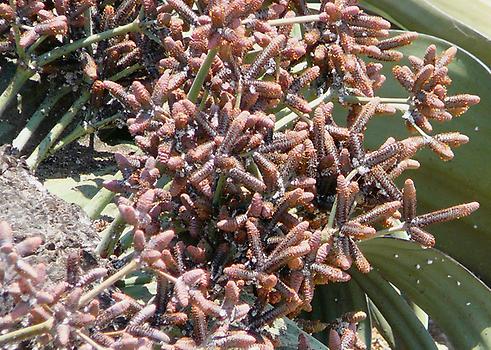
(352, 267), (437, 350)
(361, 238), (491, 349)
(362, 0), (491, 65)
(311, 281), (371, 346)
(1, 0), (490, 349)
(364, 31), (491, 286)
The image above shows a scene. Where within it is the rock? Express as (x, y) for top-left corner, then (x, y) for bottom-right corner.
(0, 145), (100, 285)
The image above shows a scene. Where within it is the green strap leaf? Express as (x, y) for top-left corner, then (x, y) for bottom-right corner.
(310, 281), (371, 347)
(368, 300), (396, 349)
(361, 0), (491, 65)
(43, 168), (117, 208)
(363, 31), (491, 286)
(360, 238), (491, 349)
(351, 269), (437, 350)
(280, 317), (330, 350)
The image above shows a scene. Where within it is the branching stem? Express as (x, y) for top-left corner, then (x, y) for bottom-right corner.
(83, 171), (123, 220)
(79, 259), (141, 306)
(342, 95), (410, 104)
(188, 47), (219, 103)
(12, 85), (72, 152)
(25, 90), (91, 169)
(49, 112), (122, 155)
(154, 269), (178, 283)
(25, 64), (140, 170)
(0, 22), (143, 116)
(27, 35), (47, 54)
(213, 174), (226, 207)
(342, 95), (411, 112)
(96, 213), (126, 258)
(36, 21), (141, 67)
(0, 318), (53, 346)
(0, 67), (32, 117)
(9, 0), (25, 60)
(368, 223), (405, 240)
(0, 259), (141, 345)
(266, 14), (322, 26)
(274, 88), (335, 131)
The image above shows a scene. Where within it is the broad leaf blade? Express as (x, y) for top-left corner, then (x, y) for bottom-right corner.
(368, 300), (396, 349)
(351, 268), (437, 350)
(310, 281), (371, 347)
(361, 0), (491, 65)
(280, 317), (330, 350)
(362, 31), (491, 286)
(360, 238), (491, 349)
(44, 170), (116, 208)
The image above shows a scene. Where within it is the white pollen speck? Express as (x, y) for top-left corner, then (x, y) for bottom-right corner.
(394, 254), (399, 258)
(416, 279), (420, 284)
(447, 274), (452, 278)
(457, 281), (461, 286)
(466, 302), (471, 306)
(427, 259), (433, 265)
(473, 224), (478, 229)
(415, 264), (421, 269)
(474, 126), (479, 131)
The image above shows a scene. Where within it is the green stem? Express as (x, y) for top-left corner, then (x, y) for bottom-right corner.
(0, 67), (32, 117)
(96, 176), (171, 257)
(0, 259), (140, 345)
(118, 228), (136, 252)
(96, 213), (126, 258)
(154, 269), (178, 284)
(212, 174), (226, 207)
(327, 199), (338, 230)
(83, 171), (123, 220)
(49, 112), (121, 155)
(26, 35), (48, 55)
(25, 90), (91, 170)
(1, 24), (141, 118)
(340, 95), (409, 111)
(199, 89), (209, 110)
(12, 85), (72, 152)
(109, 63), (142, 81)
(12, 26), (25, 61)
(187, 47), (219, 103)
(404, 114), (433, 140)
(10, 0), (25, 60)
(79, 259), (140, 306)
(234, 82), (243, 110)
(248, 161), (262, 180)
(26, 64), (140, 170)
(143, 28), (162, 45)
(368, 223), (405, 240)
(83, 7), (94, 54)
(36, 21), (141, 67)
(0, 22), (142, 117)
(274, 88), (335, 131)
(368, 300), (396, 349)
(0, 318), (53, 346)
(246, 14), (322, 26)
